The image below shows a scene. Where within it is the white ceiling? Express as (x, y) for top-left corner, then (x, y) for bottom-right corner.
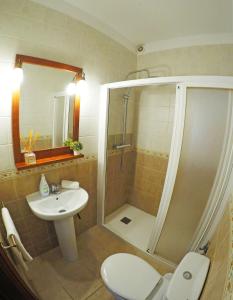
(32, 0), (233, 53)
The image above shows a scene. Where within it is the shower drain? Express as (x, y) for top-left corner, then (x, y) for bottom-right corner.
(120, 217), (132, 224)
(58, 209), (66, 213)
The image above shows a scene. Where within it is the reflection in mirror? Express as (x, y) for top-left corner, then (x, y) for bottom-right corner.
(19, 64), (76, 152)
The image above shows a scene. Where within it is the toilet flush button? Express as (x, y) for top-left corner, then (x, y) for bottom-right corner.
(183, 271), (192, 280)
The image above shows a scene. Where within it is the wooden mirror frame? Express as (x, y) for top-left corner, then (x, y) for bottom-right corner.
(12, 54), (83, 170)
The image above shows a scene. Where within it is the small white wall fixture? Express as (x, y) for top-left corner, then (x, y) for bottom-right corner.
(97, 76), (233, 258)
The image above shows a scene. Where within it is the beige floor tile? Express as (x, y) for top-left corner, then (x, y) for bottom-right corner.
(41, 244), (102, 279)
(134, 249), (174, 275)
(30, 225), (174, 300)
(28, 260), (61, 293)
(87, 286), (114, 300)
(57, 264), (102, 300)
(39, 248), (102, 299)
(39, 286), (72, 300)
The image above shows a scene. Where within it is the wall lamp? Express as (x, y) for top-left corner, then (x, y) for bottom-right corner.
(66, 71), (87, 96)
(12, 59), (24, 89)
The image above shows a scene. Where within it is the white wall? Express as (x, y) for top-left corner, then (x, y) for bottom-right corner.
(136, 45), (233, 153)
(137, 45), (233, 263)
(107, 85), (175, 155)
(0, 0), (136, 171)
(137, 44), (233, 76)
(108, 88), (136, 136)
(135, 85), (175, 154)
(1, 0), (233, 172)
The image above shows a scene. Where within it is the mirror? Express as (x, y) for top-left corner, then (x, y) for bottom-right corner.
(12, 54), (83, 169)
(20, 64), (76, 152)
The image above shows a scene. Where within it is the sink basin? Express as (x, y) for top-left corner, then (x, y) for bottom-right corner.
(26, 188), (88, 221)
(26, 188), (89, 261)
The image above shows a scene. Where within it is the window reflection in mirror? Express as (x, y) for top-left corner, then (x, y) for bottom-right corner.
(19, 64), (76, 152)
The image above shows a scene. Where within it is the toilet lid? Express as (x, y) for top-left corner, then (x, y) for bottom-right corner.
(101, 253), (161, 300)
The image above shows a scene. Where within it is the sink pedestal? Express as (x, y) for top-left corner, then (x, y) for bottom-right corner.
(54, 217), (78, 261)
(26, 188), (88, 261)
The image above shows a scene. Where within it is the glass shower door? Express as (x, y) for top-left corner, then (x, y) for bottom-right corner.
(153, 87), (231, 263)
(104, 84), (177, 251)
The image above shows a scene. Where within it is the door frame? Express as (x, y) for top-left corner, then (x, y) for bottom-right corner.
(97, 76), (233, 255)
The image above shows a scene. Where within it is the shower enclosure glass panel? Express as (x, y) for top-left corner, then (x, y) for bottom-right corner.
(155, 88), (230, 263)
(104, 85), (176, 251)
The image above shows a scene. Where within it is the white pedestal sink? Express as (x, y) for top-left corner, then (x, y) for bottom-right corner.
(26, 188), (88, 261)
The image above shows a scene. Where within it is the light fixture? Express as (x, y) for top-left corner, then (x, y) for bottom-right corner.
(12, 60), (23, 90)
(66, 71), (87, 96)
(66, 82), (77, 95)
(76, 71), (87, 97)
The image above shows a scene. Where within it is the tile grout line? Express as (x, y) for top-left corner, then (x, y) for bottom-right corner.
(84, 284), (104, 300)
(58, 283), (74, 300)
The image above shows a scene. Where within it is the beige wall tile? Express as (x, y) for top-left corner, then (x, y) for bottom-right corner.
(0, 159), (97, 257)
(105, 150), (168, 217)
(0, 179), (17, 202)
(14, 174), (41, 199)
(200, 201), (231, 300)
(128, 151), (168, 216)
(105, 151), (168, 215)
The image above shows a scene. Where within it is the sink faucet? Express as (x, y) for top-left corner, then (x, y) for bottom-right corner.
(49, 184), (61, 194)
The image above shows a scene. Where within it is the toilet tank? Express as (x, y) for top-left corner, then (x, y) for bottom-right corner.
(165, 252), (210, 300)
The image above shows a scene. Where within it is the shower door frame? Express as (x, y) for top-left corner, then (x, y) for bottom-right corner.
(184, 85), (233, 251)
(97, 76), (233, 258)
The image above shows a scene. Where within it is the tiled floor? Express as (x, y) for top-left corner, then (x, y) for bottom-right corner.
(27, 225), (173, 300)
(105, 204), (156, 251)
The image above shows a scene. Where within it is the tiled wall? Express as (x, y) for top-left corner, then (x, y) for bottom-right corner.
(105, 85), (172, 217)
(0, 157), (97, 257)
(0, 0), (135, 257)
(0, 0), (136, 171)
(128, 150), (168, 215)
(200, 198), (233, 300)
(135, 86), (175, 154)
(108, 86), (175, 155)
(105, 148), (168, 217)
(0, 116), (12, 170)
(105, 149), (135, 216)
(107, 134), (133, 150)
(108, 89), (136, 136)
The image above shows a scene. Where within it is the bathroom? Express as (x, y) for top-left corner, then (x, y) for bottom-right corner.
(0, 0), (232, 299)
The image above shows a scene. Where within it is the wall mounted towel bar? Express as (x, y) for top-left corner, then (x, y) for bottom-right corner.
(0, 234), (17, 250)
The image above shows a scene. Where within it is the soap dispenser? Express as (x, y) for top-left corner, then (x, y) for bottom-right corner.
(39, 174), (49, 196)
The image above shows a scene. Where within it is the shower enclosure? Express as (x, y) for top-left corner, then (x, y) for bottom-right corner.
(98, 76), (233, 264)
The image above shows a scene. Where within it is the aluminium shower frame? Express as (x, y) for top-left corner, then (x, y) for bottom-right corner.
(97, 76), (233, 259)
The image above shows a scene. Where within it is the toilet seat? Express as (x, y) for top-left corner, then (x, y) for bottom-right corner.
(101, 253), (161, 300)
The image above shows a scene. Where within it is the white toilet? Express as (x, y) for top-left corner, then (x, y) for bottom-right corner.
(101, 252), (210, 300)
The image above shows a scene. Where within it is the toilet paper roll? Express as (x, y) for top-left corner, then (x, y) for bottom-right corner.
(61, 180), (80, 189)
